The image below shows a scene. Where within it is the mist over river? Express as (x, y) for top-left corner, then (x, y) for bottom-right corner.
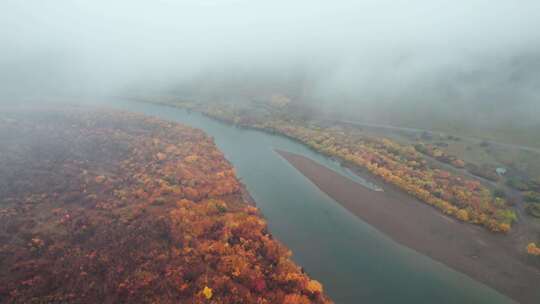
(105, 99), (512, 304)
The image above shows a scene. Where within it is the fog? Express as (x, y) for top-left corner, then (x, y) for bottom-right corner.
(1, 0), (539, 126)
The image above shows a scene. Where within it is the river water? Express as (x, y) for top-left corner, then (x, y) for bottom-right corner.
(110, 100), (512, 304)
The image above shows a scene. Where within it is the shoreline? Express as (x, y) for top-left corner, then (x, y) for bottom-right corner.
(276, 149), (540, 304)
(133, 98), (518, 232)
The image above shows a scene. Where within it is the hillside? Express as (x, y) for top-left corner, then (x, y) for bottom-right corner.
(0, 107), (331, 304)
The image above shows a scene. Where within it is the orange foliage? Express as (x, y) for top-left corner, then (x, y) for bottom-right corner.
(307, 280), (324, 294)
(0, 109), (332, 304)
(197, 103), (516, 233)
(284, 294), (312, 304)
(456, 209), (469, 222)
(526, 243), (540, 256)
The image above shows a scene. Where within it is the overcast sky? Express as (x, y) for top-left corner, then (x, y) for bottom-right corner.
(1, 0), (539, 122)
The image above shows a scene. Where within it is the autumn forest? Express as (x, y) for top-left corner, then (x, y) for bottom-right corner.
(0, 108), (331, 303)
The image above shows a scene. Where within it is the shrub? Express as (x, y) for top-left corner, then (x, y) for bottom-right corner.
(506, 178), (530, 191)
(496, 209), (517, 224)
(465, 163), (500, 182)
(523, 191), (540, 203)
(492, 188), (506, 199)
(526, 203), (540, 218)
(526, 243), (540, 256)
(456, 209), (470, 222)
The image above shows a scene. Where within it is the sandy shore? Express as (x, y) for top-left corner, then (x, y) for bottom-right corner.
(276, 150), (540, 304)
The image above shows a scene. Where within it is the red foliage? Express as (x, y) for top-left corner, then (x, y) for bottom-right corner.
(0, 109), (332, 304)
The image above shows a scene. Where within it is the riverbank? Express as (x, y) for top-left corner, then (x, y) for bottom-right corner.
(276, 149), (540, 304)
(140, 98), (517, 232)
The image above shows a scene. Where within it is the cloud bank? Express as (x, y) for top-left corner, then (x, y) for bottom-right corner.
(1, 0), (539, 125)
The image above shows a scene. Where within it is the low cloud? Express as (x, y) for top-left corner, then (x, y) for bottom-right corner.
(1, 0), (539, 125)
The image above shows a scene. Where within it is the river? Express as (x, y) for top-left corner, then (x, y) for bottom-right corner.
(107, 100), (512, 304)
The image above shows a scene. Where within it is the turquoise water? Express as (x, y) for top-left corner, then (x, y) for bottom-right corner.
(109, 100), (513, 304)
